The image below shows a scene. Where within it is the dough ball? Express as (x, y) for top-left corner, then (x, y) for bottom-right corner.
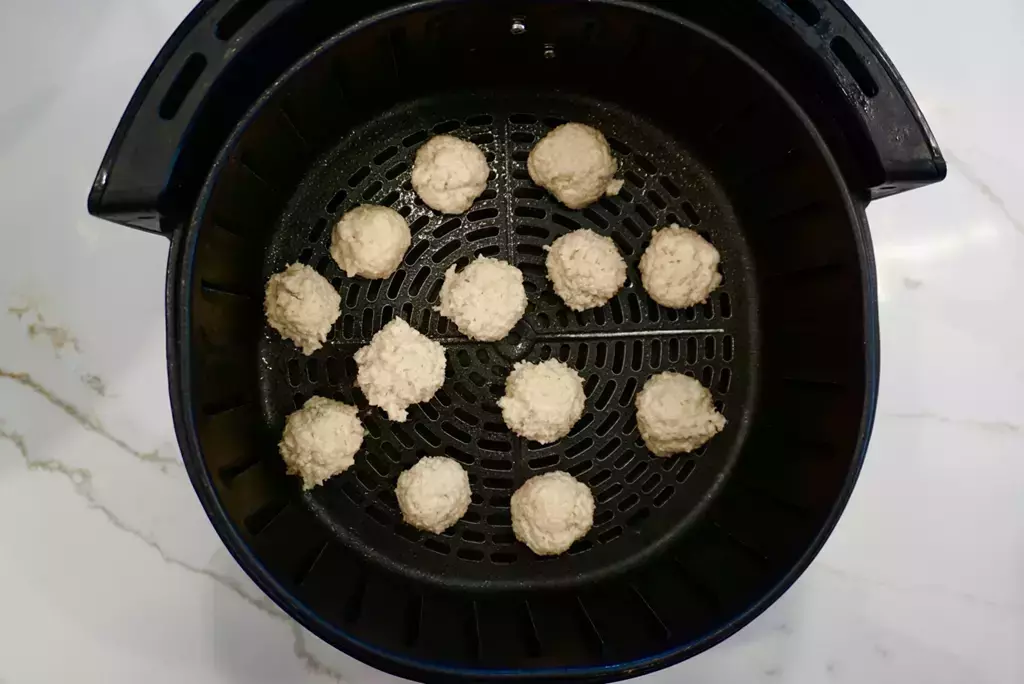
(546, 229), (627, 311)
(528, 122), (623, 209)
(330, 205), (411, 279)
(639, 225), (722, 309)
(511, 471), (595, 556)
(411, 135), (490, 214)
(279, 396), (364, 490)
(395, 456), (471, 534)
(265, 263), (341, 355)
(636, 372), (725, 457)
(439, 257), (527, 341)
(354, 318), (446, 422)
(498, 360), (585, 444)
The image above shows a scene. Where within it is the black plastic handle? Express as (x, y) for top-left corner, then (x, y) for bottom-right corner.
(757, 0), (946, 199)
(89, 0), (945, 235)
(88, 0), (313, 234)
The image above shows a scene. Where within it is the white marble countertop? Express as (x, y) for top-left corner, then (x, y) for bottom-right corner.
(1, 0), (1021, 682)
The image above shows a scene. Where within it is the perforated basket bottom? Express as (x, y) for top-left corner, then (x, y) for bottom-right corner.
(259, 92), (757, 591)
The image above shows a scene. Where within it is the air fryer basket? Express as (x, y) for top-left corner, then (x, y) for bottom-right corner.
(88, 0), (945, 680)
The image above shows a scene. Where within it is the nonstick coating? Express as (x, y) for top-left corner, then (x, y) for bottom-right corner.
(257, 92), (758, 591)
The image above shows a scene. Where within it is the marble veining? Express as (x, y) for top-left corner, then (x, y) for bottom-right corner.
(945, 151), (1024, 237)
(0, 368), (181, 470)
(0, 424), (348, 682)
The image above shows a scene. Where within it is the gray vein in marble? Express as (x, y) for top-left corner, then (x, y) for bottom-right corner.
(884, 410), (1021, 436)
(291, 623), (345, 683)
(27, 316), (80, 355)
(8, 306), (80, 355)
(0, 426), (28, 460)
(947, 151), (1024, 237)
(0, 367), (180, 469)
(81, 373), (107, 396)
(0, 427), (347, 683)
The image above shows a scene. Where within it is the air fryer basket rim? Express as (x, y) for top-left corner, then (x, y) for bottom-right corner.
(164, 1), (881, 680)
(87, 0), (946, 235)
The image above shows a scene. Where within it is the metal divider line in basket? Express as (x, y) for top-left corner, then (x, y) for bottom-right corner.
(322, 327), (730, 348)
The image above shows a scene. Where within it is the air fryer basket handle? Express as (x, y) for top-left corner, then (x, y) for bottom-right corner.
(89, 0), (946, 234)
(90, 1), (222, 234)
(759, 0), (946, 198)
(87, 0), (319, 234)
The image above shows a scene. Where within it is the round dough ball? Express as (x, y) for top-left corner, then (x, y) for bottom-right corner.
(528, 122), (623, 210)
(439, 257), (527, 341)
(396, 456), (471, 534)
(354, 318), (446, 422)
(639, 225), (722, 309)
(498, 360), (585, 444)
(636, 372), (725, 457)
(546, 229), (627, 311)
(330, 204), (411, 279)
(265, 263), (341, 355)
(279, 396), (364, 490)
(511, 471), (595, 556)
(411, 135), (490, 214)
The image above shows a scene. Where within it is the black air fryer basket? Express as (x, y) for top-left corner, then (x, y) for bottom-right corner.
(88, 0), (945, 680)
